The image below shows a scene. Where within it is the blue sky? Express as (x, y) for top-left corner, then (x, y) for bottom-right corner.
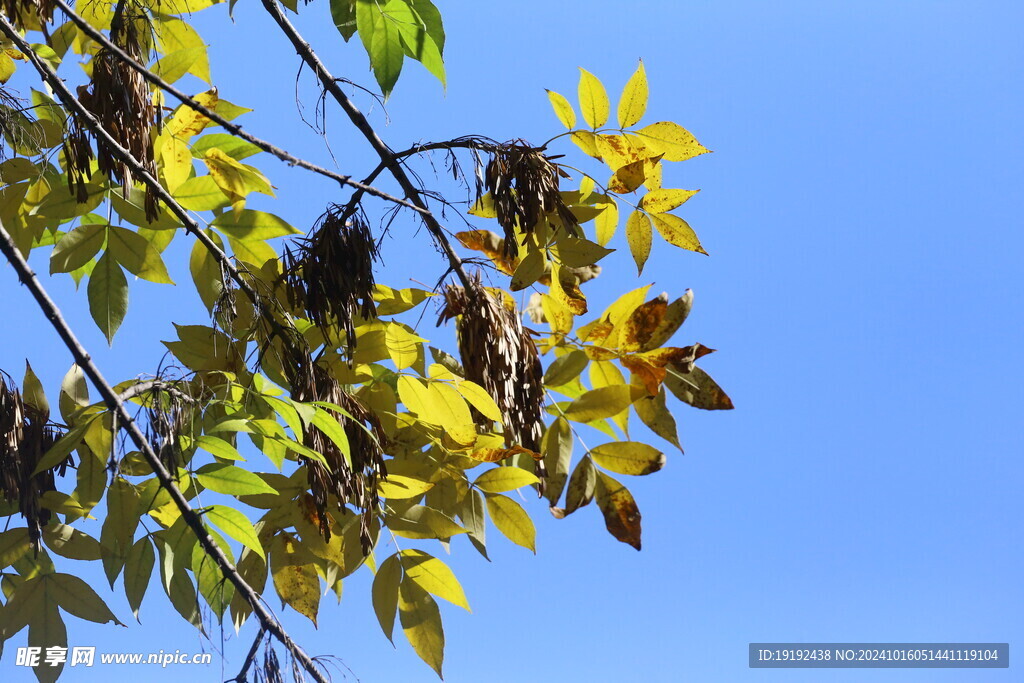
(1, 1), (1022, 681)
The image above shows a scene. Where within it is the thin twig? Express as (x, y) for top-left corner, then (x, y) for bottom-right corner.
(116, 379), (196, 405)
(227, 626), (267, 683)
(51, 0), (430, 216)
(260, 0), (473, 290)
(0, 218), (328, 683)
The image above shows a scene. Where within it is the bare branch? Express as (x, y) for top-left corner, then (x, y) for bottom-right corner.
(260, 0), (474, 290)
(0, 216), (329, 683)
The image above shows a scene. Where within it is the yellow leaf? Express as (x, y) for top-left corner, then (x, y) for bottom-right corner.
(484, 493), (536, 552)
(617, 60), (648, 128)
(385, 322), (425, 370)
(577, 68), (609, 129)
(400, 549), (470, 611)
(398, 580), (445, 677)
(0, 53), (15, 84)
(159, 135), (193, 193)
(590, 441), (665, 476)
(427, 383), (474, 431)
(571, 130), (601, 158)
(378, 474), (435, 499)
(546, 89), (576, 129)
(594, 196), (618, 246)
(473, 467), (539, 494)
(640, 188), (699, 214)
(467, 192), (497, 218)
(166, 89), (219, 138)
(454, 380), (503, 422)
(540, 293), (574, 335)
(644, 158), (663, 190)
(510, 247), (546, 291)
(594, 133), (657, 170)
(625, 210), (652, 274)
(595, 472), (642, 549)
(635, 121), (710, 162)
(564, 385), (644, 423)
(651, 213), (707, 254)
(589, 360), (626, 389)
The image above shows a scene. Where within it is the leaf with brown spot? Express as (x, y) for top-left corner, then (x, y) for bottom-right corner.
(640, 188), (699, 214)
(625, 210), (652, 275)
(665, 365), (734, 411)
(607, 159), (646, 194)
(620, 355), (666, 396)
(591, 442), (665, 476)
(270, 534), (320, 626)
(456, 229), (517, 275)
(641, 343), (715, 371)
(634, 121), (710, 162)
(558, 455), (596, 516)
(651, 213), (707, 254)
(595, 471), (642, 550)
(618, 294), (668, 352)
(641, 290), (693, 351)
(594, 133), (658, 170)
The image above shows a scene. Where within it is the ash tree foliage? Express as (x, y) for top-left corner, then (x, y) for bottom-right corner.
(0, 0), (733, 679)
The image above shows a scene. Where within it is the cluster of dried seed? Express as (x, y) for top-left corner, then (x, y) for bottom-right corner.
(439, 274), (546, 460)
(483, 142), (579, 256)
(289, 359), (387, 554)
(144, 387), (193, 473)
(1, 0), (54, 28)
(72, 14), (160, 219)
(282, 207), (378, 358)
(0, 373), (69, 550)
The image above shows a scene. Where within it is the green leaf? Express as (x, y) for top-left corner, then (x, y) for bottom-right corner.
(22, 360), (48, 417)
(372, 553), (402, 641)
(48, 573), (123, 625)
(195, 434), (245, 461)
(562, 454), (596, 515)
(473, 467), (539, 494)
(617, 60), (649, 128)
(590, 442), (665, 476)
(388, 505), (466, 540)
(331, 0), (357, 41)
(107, 225), (175, 284)
(0, 527), (31, 568)
(625, 210), (652, 275)
(578, 68), (609, 129)
(50, 223), (105, 274)
(206, 505), (265, 559)
(101, 477), (141, 586)
(400, 549), (469, 610)
(31, 420), (89, 476)
(189, 228), (225, 312)
(196, 463), (278, 496)
(87, 251), (128, 344)
(174, 175), (230, 211)
(28, 599), (66, 683)
(210, 209), (301, 240)
(484, 493), (535, 552)
(546, 89), (576, 129)
(389, 0), (445, 86)
(124, 536), (155, 620)
(541, 417), (573, 506)
(191, 133), (262, 160)
(633, 387), (683, 451)
(543, 349), (589, 387)
(41, 523), (102, 561)
(58, 362), (89, 423)
(556, 236), (614, 268)
(151, 46), (203, 84)
(356, 0), (405, 97)
(398, 579), (445, 677)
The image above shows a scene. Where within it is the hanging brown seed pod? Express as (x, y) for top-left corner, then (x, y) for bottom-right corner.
(281, 207), (378, 358)
(1, 0), (54, 28)
(76, 13), (160, 220)
(144, 386), (193, 473)
(0, 372), (70, 550)
(287, 356), (387, 554)
(483, 142), (580, 257)
(439, 274), (546, 463)
(63, 113), (95, 203)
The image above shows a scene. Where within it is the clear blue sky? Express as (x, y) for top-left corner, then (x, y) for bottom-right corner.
(1, 1), (1021, 681)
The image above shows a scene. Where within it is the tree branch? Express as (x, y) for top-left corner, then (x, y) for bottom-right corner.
(260, 0), (473, 290)
(0, 217), (329, 683)
(50, 0), (431, 217)
(116, 379), (196, 405)
(227, 626), (267, 683)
